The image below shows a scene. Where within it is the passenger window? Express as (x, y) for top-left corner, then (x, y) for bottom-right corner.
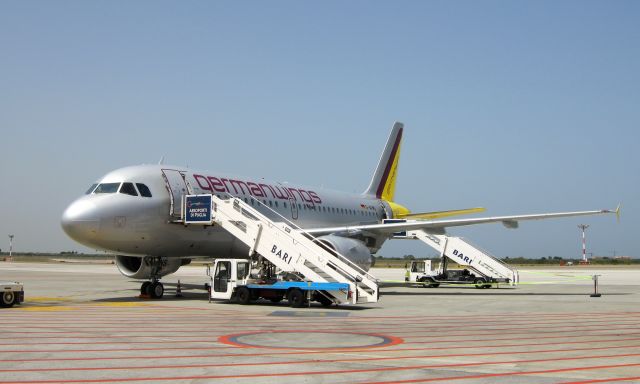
(283, 202), (287, 208)
(119, 182), (138, 196)
(94, 183), (121, 194)
(85, 183), (97, 195)
(136, 183), (152, 197)
(275, 201), (279, 208)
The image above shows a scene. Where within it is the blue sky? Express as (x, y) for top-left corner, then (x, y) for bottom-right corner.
(1, 1), (637, 258)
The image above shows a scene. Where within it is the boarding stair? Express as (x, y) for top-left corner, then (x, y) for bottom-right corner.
(187, 195), (379, 304)
(407, 229), (519, 285)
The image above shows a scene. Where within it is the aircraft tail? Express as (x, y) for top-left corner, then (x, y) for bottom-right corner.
(363, 122), (403, 201)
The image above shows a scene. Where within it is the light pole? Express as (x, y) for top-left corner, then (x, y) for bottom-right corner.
(8, 235), (14, 262)
(578, 225), (589, 264)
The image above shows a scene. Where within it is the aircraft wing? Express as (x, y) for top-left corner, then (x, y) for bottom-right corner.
(304, 206), (620, 237)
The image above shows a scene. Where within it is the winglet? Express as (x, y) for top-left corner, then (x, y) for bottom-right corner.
(616, 203), (621, 222)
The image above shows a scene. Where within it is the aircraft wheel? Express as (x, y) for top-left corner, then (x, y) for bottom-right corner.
(148, 282), (164, 299)
(236, 287), (251, 304)
(1, 291), (15, 308)
(287, 289), (306, 308)
(140, 281), (151, 295)
(474, 279), (484, 289)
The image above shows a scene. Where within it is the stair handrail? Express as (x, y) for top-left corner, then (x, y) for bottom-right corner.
(212, 193), (379, 288)
(457, 236), (518, 272)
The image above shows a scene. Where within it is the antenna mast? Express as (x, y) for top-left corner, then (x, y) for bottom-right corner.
(578, 225), (590, 265)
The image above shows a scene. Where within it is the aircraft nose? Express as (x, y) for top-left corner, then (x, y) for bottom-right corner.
(61, 199), (100, 242)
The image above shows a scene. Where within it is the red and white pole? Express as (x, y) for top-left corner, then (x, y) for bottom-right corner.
(578, 225), (589, 263)
(8, 235), (14, 262)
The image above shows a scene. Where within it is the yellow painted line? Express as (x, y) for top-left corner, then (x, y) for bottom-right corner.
(19, 306), (77, 311)
(523, 270), (593, 281)
(17, 303), (148, 311)
(27, 296), (73, 302)
(517, 281), (558, 285)
(92, 302), (149, 307)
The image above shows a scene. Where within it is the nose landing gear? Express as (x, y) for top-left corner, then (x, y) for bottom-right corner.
(140, 256), (166, 299)
(140, 280), (164, 298)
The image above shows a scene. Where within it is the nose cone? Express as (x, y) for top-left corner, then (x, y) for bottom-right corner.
(61, 199), (100, 244)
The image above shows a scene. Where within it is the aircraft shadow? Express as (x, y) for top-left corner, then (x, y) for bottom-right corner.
(112, 281), (375, 309)
(92, 291), (209, 303)
(381, 291), (630, 296)
(93, 288), (375, 309)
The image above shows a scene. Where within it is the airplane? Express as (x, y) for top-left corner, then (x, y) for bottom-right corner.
(61, 122), (618, 298)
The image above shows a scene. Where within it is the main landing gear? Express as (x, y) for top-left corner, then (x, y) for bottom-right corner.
(140, 256), (166, 299)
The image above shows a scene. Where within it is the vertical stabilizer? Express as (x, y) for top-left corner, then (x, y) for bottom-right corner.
(363, 122), (403, 201)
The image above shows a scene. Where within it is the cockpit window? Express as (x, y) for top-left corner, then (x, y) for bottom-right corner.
(93, 183), (121, 194)
(136, 183), (152, 198)
(119, 182), (138, 196)
(85, 184), (97, 195)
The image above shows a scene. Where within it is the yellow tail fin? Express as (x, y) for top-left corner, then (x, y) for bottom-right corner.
(363, 122), (403, 202)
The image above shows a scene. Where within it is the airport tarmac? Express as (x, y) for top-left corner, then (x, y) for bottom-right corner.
(0, 261), (639, 383)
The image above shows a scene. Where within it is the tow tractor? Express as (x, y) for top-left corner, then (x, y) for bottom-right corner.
(406, 260), (495, 289)
(1, 281), (24, 308)
(207, 259), (352, 307)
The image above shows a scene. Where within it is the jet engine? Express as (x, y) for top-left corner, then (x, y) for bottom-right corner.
(115, 256), (190, 279)
(314, 235), (374, 271)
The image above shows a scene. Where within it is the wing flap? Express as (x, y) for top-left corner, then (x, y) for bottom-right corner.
(397, 207), (486, 220)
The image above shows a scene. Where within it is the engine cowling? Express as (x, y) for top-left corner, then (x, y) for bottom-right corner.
(314, 235), (374, 271)
(115, 256), (189, 279)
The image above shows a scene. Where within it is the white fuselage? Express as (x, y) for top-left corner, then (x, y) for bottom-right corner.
(61, 165), (389, 259)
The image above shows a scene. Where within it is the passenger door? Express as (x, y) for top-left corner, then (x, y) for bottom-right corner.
(162, 169), (188, 218)
(289, 197), (298, 220)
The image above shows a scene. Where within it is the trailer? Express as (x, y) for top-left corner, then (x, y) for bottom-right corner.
(1, 281), (24, 308)
(208, 259), (353, 307)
